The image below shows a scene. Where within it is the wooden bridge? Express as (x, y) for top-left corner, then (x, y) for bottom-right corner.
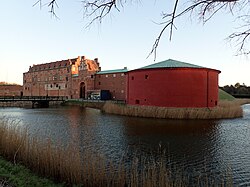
(0, 96), (66, 108)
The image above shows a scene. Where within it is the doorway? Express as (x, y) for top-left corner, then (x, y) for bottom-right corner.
(80, 82), (85, 99)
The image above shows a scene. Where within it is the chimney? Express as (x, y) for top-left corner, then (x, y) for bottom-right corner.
(94, 58), (98, 63)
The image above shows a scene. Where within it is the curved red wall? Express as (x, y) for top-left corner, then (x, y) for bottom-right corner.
(127, 68), (219, 108)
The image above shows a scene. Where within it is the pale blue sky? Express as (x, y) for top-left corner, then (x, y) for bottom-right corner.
(0, 1), (249, 86)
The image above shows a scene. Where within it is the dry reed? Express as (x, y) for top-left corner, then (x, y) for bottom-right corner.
(102, 99), (250, 119)
(0, 119), (236, 186)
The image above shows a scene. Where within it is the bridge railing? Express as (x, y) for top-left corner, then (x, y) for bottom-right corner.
(0, 96), (67, 101)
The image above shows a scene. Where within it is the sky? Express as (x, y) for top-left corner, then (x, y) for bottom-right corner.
(0, 1), (250, 86)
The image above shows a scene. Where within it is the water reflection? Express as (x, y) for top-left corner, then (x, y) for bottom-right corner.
(0, 105), (250, 186)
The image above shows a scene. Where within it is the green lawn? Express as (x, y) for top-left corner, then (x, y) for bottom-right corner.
(219, 89), (235, 101)
(0, 156), (63, 187)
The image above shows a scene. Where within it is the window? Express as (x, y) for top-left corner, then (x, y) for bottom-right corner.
(60, 76), (63, 80)
(145, 75), (149, 79)
(65, 84), (67, 88)
(98, 82), (101, 85)
(66, 77), (68, 81)
(91, 75), (94, 78)
(56, 84), (58, 87)
(50, 84), (53, 88)
(105, 75), (109, 78)
(121, 90), (124, 93)
(131, 76), (134, 80)
(135, 100), (140, 104)
(113, 74), (116, 77)
(121, 73), (124, 76)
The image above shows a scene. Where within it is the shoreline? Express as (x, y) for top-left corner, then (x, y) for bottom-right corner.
(63, 99), (250, 120)
(1, 98), (250, 120)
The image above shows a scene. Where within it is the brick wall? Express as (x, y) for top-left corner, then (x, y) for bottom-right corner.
(127, 68), (220, 108)
(23, 56), (100, 98)
(94, 72), (127, 100)
(0, 85), (23, 96)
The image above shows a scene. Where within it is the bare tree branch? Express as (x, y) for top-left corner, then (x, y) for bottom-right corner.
(81, 0), (121, 27)
(48, 0), (59, 18)
(148, 0), (246, 59)
(33, 0), (59, 18)
(34, 0), (250, 59)
(228, 28), (250, 54)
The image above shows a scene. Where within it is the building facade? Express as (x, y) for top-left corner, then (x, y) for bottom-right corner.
(127, 59), (220, 108)
(23, 56), (100, 99)
(23, 57), (220, 108)
(94, 68), (128, 100)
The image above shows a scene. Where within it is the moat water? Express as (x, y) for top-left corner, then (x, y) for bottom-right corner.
(0, 105), (250, 186)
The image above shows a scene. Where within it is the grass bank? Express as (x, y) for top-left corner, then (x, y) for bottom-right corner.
(219, 89), (236, 101)
(0, 156), (62, 187)
(0, 119), (233, 186)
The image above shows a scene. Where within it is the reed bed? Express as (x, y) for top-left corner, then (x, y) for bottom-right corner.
(102, 99), (250, 119)
(0, 119), (234, 186)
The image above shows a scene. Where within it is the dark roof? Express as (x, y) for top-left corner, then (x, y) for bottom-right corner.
(138, 59), (204, 70)
(96, 68), (128, 74)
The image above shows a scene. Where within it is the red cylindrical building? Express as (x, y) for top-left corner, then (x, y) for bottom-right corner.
(127, 59), (220, 108)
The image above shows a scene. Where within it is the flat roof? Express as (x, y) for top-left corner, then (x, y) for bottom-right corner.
(96, 68), (128, 75)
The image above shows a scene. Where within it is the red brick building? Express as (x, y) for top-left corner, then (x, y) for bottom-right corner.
(94, 68), (128, 100)
(23, 56), (129, 100)
(0, 84), (23, 97)
(127, 59), (220, 108)
(23, 56), (100, 99)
